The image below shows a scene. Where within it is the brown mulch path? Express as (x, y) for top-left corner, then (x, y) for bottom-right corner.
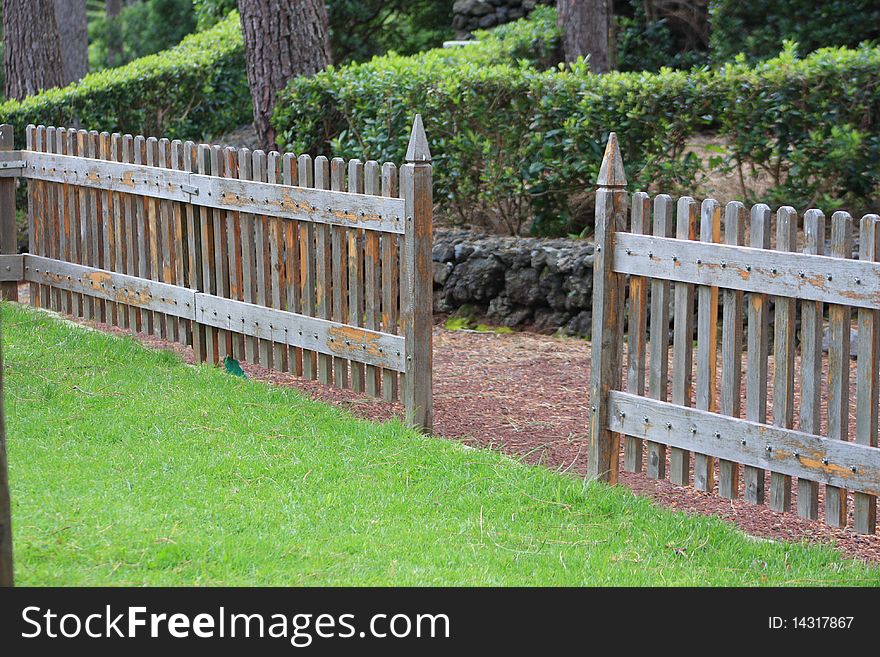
(23, 286), (880, 564)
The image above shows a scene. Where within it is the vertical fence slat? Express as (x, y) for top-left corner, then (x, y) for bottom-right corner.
(56, 128), (71, 314)
(133, 135), (150, 333)
(0, 124), (16, 302)
(170, 140), (188, 344)
(347, 158), (365, 392)
(646, 194), (673, 480)
(381, 162), (400, 401)
(298, 153), (317, 379)
(719, 201), (745, 499)
(46, 126), (61, 312)
(26, 126), (37, 306)
(854, 214), (880, 534)
(225, 147), (245, 360)
(624, 191), (649, 473)
(330, 157), (349, 388)
(797, 209), (825, 520)
(237, 147), (257, 363)
(364, 160), (382, 397)
(198, 144), (218, 361)
(88, 130), (106, 322)
(744, 204), (771, 504)
(37, 126), (51, 309)
(65, 128), (81, 316)
(207, 146), (229, 360)
(670, 196), (697, 486)
(313, 155), (332, 384)
(268, 151), (288, 372)
(121, 135), (138, 329)
(145, 137), (163, 336)
(770, 206), (797, 512)
(694, 199), (721, 491)
(282, 153), (302, 375)
(158, 138), (175, 340)
(826, 210), (853, 528)
(252, 149), (271, 366)
(184, 141), (205, 358)
(110, 133), (125, 326)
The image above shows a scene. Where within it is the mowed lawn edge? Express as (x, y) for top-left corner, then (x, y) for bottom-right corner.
(3, 302), (878, 586)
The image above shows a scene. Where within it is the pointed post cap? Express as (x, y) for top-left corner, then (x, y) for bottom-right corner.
(405, 114), (432, 164)
(596, 132), (626, 188)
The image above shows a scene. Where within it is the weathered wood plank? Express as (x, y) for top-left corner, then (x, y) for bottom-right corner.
(188, 173), (405, 234)
(56, 128), (71, 313)
(225, 146), (245, 360)
(268, 151), (288, 372)
(855, 214), (879, 534)
(588, 133), (626, 479)
(196, 293), (405, 372)
(314, 155), (332, 384)
(612, 234), (880, 310)
(170, 140), (189, 344)
(25, 255), (196, 318)
(381, 162), (400, 401)
(331, 157), (348, 388)
(797, 209), (825, 520)
(237, 147), (257, 363)
(183, 140), (205, 360)
(65, 128), (82, 317)
(608, 391), (880, 497)
(158, 138), (176, 339)
(198, 144), (218, 361)
(347, 159), (365, 392)
(298, 154), (317, 380)
(744, 203), (771, 504)
(826, 210), (853, 528)
(121, 135), (137, 329)
(145, 137), (163, 337)
(133, 135), (151, 333)
(252, 150), (271, 366)
(646, 194), (673, 480)
(0, 125), (19, 301)
(670, 196), (697, 485)
(770, 206), (798, 512)
(210, 146), (231, 360)
(719, 201), (745, 499)
(282, 153), (302, 375)
(77, 129), (95, 320)
(88, 131), (105, 322)
(364, 160), (382, 397)
(624, 192), (649, 472)
(26, 125), (38, 308)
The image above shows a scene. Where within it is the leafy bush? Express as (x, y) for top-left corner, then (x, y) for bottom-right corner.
(0, 12), (250, 147)
(89, 0), (198, 70)
(712, 44), (880, 212)
(709, 0), (880, 63)
(274, 6), (880, 235)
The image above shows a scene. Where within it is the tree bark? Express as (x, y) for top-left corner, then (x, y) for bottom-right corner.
(557, 0), (614, 73)
(54, 0), (89, 86)
(105, 0), (123, 69)
(0, 315), (12, 587)
(3, 0), (65, 100)
(237, 0), (332, 151)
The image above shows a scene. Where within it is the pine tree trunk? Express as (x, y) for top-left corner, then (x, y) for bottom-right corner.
(54, 0), (89, 86)
(237, 0), (332, 151)
(3, 0), (65, 100)
(105, 0), (123, 68)
(557, 0), (614, 73)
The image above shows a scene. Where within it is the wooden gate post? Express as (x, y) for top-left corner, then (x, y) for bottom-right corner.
(401, 115), (433, 432)
(588, 133), (628, 482)
(0, 124), (17, 301)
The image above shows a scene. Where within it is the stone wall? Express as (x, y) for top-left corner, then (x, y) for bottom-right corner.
(433, 229), (595, 336)
(452, 0), (553, 38)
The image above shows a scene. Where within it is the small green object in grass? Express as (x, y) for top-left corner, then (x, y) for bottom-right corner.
(223, 356), (246, 378)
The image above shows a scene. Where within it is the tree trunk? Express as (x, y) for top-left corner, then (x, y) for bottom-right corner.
(3, 0), (65, 100)
(0, 317), (12, 587)
(237, 0), (332, 151)
(105, 0), (123, 69)
(557, 0), (614, 73)
(54, 0), (89, 86)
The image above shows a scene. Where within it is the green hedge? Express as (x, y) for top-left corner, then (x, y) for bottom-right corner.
(274, 7), (880, 235)
(0, 11), (250, 148)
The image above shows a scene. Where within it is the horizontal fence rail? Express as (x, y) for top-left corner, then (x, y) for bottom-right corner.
(0, 122), (433, 431)
(589, 132), (880, 535)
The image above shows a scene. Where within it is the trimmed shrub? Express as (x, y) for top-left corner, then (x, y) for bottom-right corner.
(0, 12), (250, 147)
(274, 7), (880, 235)
(709, 0), (880, 63)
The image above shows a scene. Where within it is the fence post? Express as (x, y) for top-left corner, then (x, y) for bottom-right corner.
(588, 133), (628, 482)
(0, 125), (17, 302)
(401, 115), (433, 432)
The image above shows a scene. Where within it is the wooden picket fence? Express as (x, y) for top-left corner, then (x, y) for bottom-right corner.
(589, 133), (880, 534)
(0, 119), (434, 431)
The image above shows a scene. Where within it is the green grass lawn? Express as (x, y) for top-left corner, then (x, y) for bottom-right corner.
(3, 302), (879, 586)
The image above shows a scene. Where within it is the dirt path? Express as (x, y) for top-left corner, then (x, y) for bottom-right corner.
(33, 289), (880, 564)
